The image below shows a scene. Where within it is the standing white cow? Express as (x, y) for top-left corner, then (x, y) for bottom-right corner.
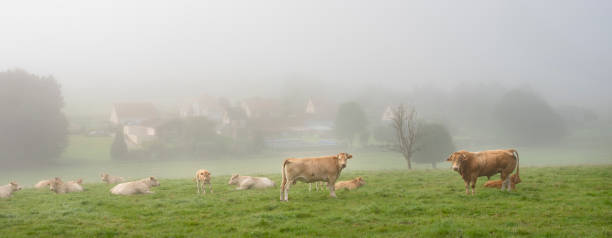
(280, 152), (352, 201)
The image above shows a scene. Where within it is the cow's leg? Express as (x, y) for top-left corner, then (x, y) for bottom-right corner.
(209, 182), (213, 194)
(504, 177), (511, 192)
(280, 178), (286, 201)
(328, 182), (337, 198)
(464, 180), (470, 195)
(196, 179), (200, 194)
(309, 183), (312, 192)
(500, 172), (509, 191)
(471, 177), (477, 195)
(284, 180), (292, 201)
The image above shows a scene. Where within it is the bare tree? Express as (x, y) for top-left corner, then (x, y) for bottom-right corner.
(391, 105), (418, 169)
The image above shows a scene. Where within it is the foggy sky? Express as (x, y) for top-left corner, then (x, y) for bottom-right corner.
(1, 0), (611, 112)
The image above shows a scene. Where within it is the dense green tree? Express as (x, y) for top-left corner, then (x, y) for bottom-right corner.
(0, 69), (68, 162)
(334, 102), (368, 146)
(413, 122), (456, 168)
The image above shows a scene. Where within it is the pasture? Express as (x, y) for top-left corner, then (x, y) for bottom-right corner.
(1, 166), (611, 237)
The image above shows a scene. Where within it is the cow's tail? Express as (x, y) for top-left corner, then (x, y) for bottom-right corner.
(281, 159), (289, 185)
(511, 149), (519, 177)
(280, 159), (289, 200)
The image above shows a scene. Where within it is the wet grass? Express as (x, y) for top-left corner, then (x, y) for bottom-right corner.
(1, 166), (611, 237)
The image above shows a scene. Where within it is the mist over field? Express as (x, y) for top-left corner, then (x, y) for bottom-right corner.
(1, 1), (612, 183)
(1, 1), (612, 237)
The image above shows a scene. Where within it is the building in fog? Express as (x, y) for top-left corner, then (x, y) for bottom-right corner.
(178, 94), (229, 123)
(110, 102), (160, 147)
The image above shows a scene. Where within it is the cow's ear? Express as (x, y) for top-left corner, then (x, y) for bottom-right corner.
(150, 176), (155, 180)
(347, 154), (353, 159)
(446, 153), (454, 161)
(460, 153), (469, 161)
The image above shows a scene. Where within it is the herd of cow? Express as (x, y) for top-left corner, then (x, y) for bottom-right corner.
(0, 149), (521, 200)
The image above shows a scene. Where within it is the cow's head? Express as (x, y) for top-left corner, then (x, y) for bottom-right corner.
(100, 173), (108, 181)
(201, 170), (211, 178)
(336, 152), (353, 169)
(355, 176), (366, 186)
(446, 150), (469, 172)
(228, 174), (240, 185)
(9, 182), (21, 191)
(148, 176), (160, 187)
(49, 177), (63, 193)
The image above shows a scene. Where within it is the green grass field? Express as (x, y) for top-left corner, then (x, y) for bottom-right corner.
(1, 166), (611, 237)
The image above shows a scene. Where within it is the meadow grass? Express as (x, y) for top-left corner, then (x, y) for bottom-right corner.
(1, 166), (610, 237)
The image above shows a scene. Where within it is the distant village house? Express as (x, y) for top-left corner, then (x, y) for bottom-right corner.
(110, 102), (160, 147)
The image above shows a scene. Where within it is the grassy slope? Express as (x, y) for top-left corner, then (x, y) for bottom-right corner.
(1, 166), (611, 238)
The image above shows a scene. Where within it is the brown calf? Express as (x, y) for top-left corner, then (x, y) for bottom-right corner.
(335, 176), (366, 190)
(194, 169), (212, 194)
(484, 174), (522, 190)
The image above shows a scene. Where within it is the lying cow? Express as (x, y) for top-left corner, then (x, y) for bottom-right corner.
(484, 174), (522, 190)
(110, 177), (160, 195)
(35, 179), (52, 189)
(101, 173), (125, 184)
(71, 178), (83, 185)
(0, 182), (22, 198)
(447, 149), (519, 195)
(228, 174), (275, 190)
(49, 177), (84, 194)
(280, 152), (353, 201)
(335, 176), (366, 190)
(194, 169), (212, 194)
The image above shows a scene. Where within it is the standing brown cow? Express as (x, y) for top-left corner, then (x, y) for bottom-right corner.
(194, 169), (212, 195)
(280, 152), (352, 201)
(446, 149), (519, 195)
